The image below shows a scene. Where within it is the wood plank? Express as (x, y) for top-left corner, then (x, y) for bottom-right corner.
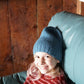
(0, 0), (13, 76)
(63, 0), (77, 13)
(81, 2), (84, 16)
(77, 0), (81, 14)
(37, 0), (63, 35)
(8, 0), (37, 73)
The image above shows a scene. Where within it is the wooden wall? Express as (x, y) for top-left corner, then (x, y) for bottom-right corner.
(0, 0), (84, 76)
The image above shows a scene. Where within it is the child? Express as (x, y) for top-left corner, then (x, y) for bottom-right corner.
(24, 26), (67, 84)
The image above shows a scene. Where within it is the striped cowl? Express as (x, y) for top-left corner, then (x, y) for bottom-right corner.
(24, 73), (67, 84)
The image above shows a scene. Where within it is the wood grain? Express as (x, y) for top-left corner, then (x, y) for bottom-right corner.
(77, 0), (81, 14)
(37, 0), (63, 36)
(81, 2), (84, 16)
(0, 0), (13, 76)
(8, 0), (37, 73)
(63, 0), (77, 13)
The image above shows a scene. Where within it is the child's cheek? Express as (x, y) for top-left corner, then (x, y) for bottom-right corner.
(47, 60), (56, 68)
(46, 60), (52, 66)
(34, 60), (39, 66)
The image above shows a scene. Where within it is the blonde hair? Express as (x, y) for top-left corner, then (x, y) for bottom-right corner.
(27, 62), (61, 81)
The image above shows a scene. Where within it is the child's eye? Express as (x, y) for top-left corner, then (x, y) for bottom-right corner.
(45, 55), (50, 58)
(35, 56), (40, 58)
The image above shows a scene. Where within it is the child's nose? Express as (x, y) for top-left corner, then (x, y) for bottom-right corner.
(40, 58), (45, 65)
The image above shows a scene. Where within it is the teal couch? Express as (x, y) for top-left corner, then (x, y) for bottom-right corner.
(0, 11), (84, 84)
(0, 71), (26, 84)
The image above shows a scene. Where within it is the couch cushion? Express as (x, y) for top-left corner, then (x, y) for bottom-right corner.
(0, 71), (26, 84)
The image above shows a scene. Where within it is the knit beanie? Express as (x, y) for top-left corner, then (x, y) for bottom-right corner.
(33, 26), (63, 62)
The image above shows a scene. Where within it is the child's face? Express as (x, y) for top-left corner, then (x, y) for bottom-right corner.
(34, 52), (59, 74)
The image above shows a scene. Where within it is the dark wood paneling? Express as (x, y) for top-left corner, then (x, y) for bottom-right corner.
(63, 0), (77, 13)
(81, 2), (84, 16)
(37, 0), (63, 35)
(0, 0), (13, 76)
(8, 0), (37, 73)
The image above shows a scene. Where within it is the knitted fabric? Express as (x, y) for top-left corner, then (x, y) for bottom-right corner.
(33, 26), (63, 62)
(24, 73), (67, 84)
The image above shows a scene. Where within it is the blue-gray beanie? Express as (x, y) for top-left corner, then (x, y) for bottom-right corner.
(33, 26), (63, 62)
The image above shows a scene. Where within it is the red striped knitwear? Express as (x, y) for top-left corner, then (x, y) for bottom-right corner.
(24, 73), (67, 84)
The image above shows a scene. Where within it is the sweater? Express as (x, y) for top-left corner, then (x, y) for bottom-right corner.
(24, 73), (67, 84)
